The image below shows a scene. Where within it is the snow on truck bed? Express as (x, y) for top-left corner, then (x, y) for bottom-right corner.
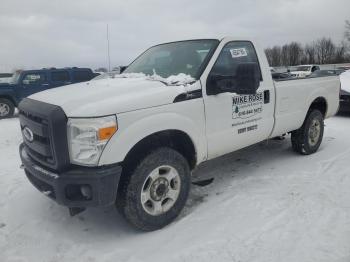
(1, 115), (350, 262)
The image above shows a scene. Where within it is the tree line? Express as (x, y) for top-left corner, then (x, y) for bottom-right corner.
(265, 20), (350, 67)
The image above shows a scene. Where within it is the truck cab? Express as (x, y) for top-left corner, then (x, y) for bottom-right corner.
(18, 37), (339, 231)
(0, 67), (97, 119)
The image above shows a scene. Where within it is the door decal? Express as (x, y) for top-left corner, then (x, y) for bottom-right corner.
(232, 92), (263, 119)
(231, 92), (263, 133)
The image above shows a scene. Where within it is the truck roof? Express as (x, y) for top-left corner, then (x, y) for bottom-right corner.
(19, 67), (93, 74)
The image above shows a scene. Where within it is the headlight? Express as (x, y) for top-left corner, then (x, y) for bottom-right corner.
(67, 116), (117, 166)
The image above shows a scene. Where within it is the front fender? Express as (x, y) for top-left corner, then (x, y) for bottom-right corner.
(0, 85), (19, 105)
(98, 107), (207, 166)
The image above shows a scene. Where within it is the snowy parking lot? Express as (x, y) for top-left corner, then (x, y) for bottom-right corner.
(1, 115), (350, 262)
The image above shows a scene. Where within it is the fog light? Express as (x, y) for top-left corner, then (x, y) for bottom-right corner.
(80, 185), (92, 200)
(65, 184), (92, 201)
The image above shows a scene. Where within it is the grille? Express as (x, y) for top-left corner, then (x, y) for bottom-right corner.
(18, 98), (70, 171)
(19, 109), (55, 166)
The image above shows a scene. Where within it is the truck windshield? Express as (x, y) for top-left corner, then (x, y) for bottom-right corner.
(296, 66), (311, 71)
(10, 72), (21, 84)
(123, 39), (219, 79)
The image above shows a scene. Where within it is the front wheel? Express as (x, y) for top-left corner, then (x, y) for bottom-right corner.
(291, 109), (324, 155)
(0, 98), (14, 119)
(116, 148), (191, 231)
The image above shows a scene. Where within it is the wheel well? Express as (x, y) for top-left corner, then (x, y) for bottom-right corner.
(0, 96), (16, 107)
(309, 97), (327, 117)
(122, 130), (197, 172)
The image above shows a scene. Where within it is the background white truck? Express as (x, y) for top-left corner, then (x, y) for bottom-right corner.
(18, 37), (339, 231)
(290, 64), (321, 78)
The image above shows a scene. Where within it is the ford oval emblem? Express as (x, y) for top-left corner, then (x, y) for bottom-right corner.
(23, 126), (34, 142)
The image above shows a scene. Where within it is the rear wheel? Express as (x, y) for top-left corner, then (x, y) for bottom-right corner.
(291, 109), (324, 155)
(116, 147), (191, 231)
(0, 98), (14, 119)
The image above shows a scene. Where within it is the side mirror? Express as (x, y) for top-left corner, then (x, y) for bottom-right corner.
(119, 66), (127, 73)
(235, 62), (260, 95)
(206, 74), (232, 95)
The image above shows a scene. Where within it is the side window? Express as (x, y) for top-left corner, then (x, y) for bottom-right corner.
(51, 71), (70, 82)
(72, 71), (92, 82)
(22, 73), (46, 85)
(208, 41), (261, 94)
(211, 41), (261, 76)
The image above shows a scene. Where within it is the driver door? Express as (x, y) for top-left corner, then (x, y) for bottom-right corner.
(202, 40), (275, 159)
(20, 72), (48, 98)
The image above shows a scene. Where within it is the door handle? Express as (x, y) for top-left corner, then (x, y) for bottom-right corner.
(42, 83), (49, 86)
(264, 90), (270, 104)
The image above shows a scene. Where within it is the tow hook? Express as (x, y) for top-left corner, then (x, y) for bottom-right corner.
(69, 207), (86, 216)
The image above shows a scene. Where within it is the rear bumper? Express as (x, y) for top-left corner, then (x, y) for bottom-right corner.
(20, 143), (122, 208)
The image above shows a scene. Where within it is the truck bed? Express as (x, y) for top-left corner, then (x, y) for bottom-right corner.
(271, 76), (340, 137)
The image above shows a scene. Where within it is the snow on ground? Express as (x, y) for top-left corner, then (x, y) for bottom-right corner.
(1, 115), (350, 262)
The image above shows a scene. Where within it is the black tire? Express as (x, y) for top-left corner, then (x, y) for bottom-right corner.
(0, 98), (15, 119)
(116, 147), (191, 231)
(291, 109), (324, 155)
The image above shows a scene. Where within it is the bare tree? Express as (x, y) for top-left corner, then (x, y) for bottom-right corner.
(265, 46), (282, 66)
(270, 46), (282, 66)
(264, 48), (273, 66)
(345, 20), (350, 42)
(315, 37), (335, 64)
(287, 42), (303, 65)
(281, 44), (289, 66)
(265, 35), (349, 66)
(334, 41), (348, 63)
(304, 43), (316, 64)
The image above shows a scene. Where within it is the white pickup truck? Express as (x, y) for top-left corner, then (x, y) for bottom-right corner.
(18, 37), (340, 231)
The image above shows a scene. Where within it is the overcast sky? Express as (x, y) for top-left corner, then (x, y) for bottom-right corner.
(0, 0), (349, 72)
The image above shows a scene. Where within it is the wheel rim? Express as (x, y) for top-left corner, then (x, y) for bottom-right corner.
(0, 103), (10, 117)
(308, 119), (321, 146)
(141, 165), (181, 216)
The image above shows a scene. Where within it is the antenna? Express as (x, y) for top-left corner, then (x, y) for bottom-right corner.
(107, 24), (111, 72)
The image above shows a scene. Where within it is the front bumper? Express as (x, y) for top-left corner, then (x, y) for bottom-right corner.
(20, 143), (122, 208)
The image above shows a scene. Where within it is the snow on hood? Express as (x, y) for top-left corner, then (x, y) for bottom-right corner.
(29, 75), (196, 117)
(340, 71), (350, 93)
(115, 72), (196, 86)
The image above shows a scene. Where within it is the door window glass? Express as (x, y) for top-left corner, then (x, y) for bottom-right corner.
(22, 73), (46, 85)
(51, 71), (70, 82)
(211, 41), (261, 76)
(208, 41), (261, 93)
(72, 71), (92, 82)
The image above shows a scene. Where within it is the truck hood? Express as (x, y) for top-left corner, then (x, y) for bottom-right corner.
(29, 77), (192, 117)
